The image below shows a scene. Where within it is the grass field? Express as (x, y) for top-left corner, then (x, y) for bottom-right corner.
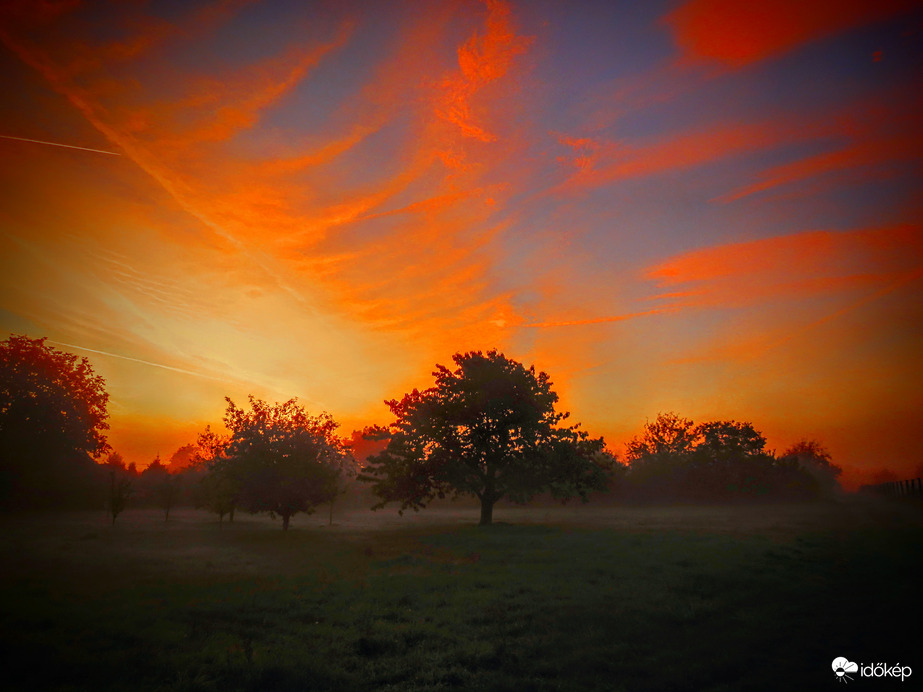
(1, 500), (920, 691)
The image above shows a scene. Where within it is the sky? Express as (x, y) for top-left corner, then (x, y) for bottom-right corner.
(1, 0), (921, 488)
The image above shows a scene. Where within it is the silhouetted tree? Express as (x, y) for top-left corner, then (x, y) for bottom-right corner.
(103, 450), (126, 472)
(195, 470), (237, 524)
(103, 451), (131, 523)
(0, 334), (110, 508)
(687, 420), (776, 498)
(693, 420), (766, 459)
(624, 412), (697, 499)
(623, 414), (820, 502)
(199, 396), (351, 530)
(166, 443), (197, 473)
(626, 412), (697, 461)
(141, 455), (181, 521)
(108, 470), (132, 525)
(193, 427), (238, 522)
(781, 439), (842, 497)
(360, 350), (608, 525)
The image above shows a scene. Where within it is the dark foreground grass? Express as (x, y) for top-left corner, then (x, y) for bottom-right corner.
(1, 502), (920, 691)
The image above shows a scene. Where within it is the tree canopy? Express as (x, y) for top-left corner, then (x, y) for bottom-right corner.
(623, 412), (826, 501)
(0, 334), (110, 507)
(780, 439), (842, 497)
(360, 350), (608, 525)
(197, 396), (352, 529)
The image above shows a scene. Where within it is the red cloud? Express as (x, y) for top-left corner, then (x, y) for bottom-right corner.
(555, 116), (831, 194)
(665, 0), (916, 68)
(719, 93), (923, 202)
(437, 0), (532, 143)
(647, 224), (923, 308)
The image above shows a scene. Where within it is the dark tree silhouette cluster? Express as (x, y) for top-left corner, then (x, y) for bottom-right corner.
(618, 412), (841, 502)
(1, 333), (849, 521)
(360, 350), (609, 525)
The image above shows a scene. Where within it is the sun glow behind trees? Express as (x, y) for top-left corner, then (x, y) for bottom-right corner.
(1, 1), (921, 486)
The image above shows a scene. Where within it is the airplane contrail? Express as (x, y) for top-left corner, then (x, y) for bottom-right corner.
(0, 134), (120, 156)
(47, 340), (230, 382)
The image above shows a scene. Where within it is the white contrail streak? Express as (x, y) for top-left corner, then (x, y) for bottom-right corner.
(47, 340), (230, 383)
(0, 134), (120, 156)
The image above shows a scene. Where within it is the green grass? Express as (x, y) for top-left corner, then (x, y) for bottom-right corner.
(1, 502), (920, 691)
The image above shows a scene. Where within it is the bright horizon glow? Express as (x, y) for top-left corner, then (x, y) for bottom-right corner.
(1, 0), (921, 488)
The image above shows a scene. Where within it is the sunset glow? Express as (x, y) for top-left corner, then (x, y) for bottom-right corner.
(2, 0), (921, 488)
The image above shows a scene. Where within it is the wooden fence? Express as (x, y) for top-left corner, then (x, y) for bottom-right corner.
(859, 477), (923, 499)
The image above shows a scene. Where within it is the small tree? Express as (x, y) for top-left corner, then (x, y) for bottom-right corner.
(688, 420), (774, 499)
(624, 412), (696, 498)
(142, 455), (182, 521)
(360, 350), (608, 525)
(626, 412), (697, 462)
(108, 470), (132, 525)
(194, 426), (238, 522)
(199, 396), (350, 530)
(196, 471), (238, 524)
(781, 439), (842, 497)
(166, 443), (197, 473)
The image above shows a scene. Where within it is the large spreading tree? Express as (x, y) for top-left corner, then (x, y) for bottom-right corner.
(198, 396), (352, 529)
(360, 350), (609, 525)
(0, 335), (110, 508)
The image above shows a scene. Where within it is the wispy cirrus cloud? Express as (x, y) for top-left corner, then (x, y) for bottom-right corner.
(552, 110), (847, 196)
(719, 93), (923, 202)
(3, 0), (921, 478)
(0, 0), (540, 397)
(437, 0), (533, 143)
(647, 223), (923, 309)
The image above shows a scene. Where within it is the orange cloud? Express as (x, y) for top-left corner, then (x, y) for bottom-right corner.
(180, 30), (354, 144)
(555, 116), (829, 194)
(719, 95), (923, 202)
(556, 83), (922, 201)
(665, 0), (917, 68)
(648, 223), (923, 310)
(436, 0), (532, 143)
(2, 0), (543, 377)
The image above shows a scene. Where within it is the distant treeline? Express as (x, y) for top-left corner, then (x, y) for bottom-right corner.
(600, 413), (842, 504)
(0, 335), (848, 522)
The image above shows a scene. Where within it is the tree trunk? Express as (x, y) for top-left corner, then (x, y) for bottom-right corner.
(328, 497), (335, 526)
(479, 497), (494, 526)
(282, 512), (291, 531)
(229, 507), (235, 522)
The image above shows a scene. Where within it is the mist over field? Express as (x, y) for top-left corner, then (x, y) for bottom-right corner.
(2, 501), (921, 691)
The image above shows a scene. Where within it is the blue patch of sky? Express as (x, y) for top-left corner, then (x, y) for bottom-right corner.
(524, 0), (675, 91)
(319, 109), (418, 187)
(255, 5), (411, 138)
(521, 1), (676, 137)
(608, 13), (922, 144)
